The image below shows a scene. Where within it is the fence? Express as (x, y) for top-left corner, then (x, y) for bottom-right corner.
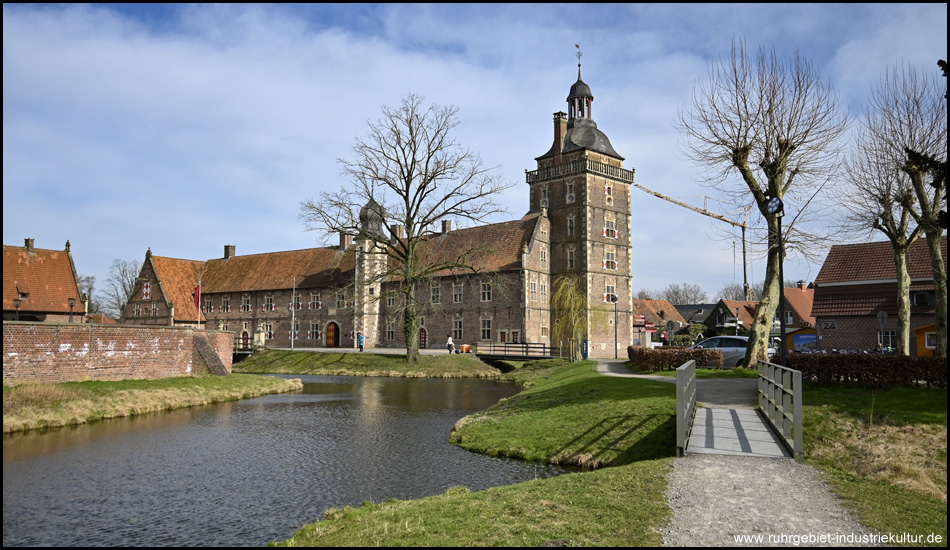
(757, 360), (803, 462)
(473, 342), (562, 358)
(675, 360), (697, 457)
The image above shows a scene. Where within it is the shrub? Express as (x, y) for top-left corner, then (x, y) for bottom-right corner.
(627, 346), (723, 372)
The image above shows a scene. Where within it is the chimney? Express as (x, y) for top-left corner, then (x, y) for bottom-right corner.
(797, 280), (807, 290)
(553, 111), (567, 157)
(224, 245), (236, 259)
(25, 238), (35, 254)
(339, 233), (353, 250)
(441, 220), (452, 234)
(391, 225), (405, 245)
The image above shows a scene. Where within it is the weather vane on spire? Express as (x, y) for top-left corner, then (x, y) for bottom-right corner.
(575, 42), (583, 67)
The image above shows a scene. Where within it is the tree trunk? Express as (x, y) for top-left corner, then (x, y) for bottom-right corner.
(747, 218), (782, 365)
(403, 290), (420, 363)
(924, 231), (947, 357)
(894, 247), (912, 355)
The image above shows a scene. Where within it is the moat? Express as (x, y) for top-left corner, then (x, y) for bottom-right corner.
(3, 374), (570, 547)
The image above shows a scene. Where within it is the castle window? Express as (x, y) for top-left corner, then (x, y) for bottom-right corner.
(530, 281), (537, 302)
(430, 283), (440, 304)
(387, 294), (396, 307)
(309, 322), (321, 339)
(309, 293), (321, 310)
(222, 296), (231, 312)
(481, 319), (492, 340)
(134, 302), (141, 317)
(541, 326), (549, 337)
(453, 320), (463, 340)
(337, 293), (346, 309)
(264, 295), (274, 311)
(205, 297), (213, 313)
(568, 216), (575, 237)
(481, 282), (492, 302)
(265, 323), (274, 340)
(541, 247), (547, 265)
(151, 301), (158, 317)
(453, 284), (463, 303)
(541, 282), (547, 300)
(604, 250), (617, 270)
(387, 322), (395, 340)
(242, 296), (251, 312)
(540, 188), (548, 208)
(292, 292), (301, 310)
(604, 219), (617, 239)
(566, 183), (575, 203)
(568, 249), (575, 270)
(605, 185), (613, 206)
(604, 283), (617, 303)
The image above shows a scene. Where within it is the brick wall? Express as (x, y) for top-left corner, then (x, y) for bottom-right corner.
(3, 322), (233, 385)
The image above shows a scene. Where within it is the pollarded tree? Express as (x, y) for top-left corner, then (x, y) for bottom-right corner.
(677, 42), (847, 365)
(299, 93), (512, 362)
(864, 63), (947, 357)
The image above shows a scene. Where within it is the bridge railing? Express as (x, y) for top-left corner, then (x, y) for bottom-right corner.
(757, 360), (803, 462)
(675, 360), (697, 457)
(473, 342), (562, 358)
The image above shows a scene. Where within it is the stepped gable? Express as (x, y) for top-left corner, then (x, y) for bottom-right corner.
(149, 256), (206, 323)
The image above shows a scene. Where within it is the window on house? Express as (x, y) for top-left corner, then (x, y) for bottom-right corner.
(309, 293), (321, 310)
(151, 301), (158, 317)
(541, 282), (547, 300)
(878, 330), (897, 349)
(566, 183), (575, 203)
(604, 283), (616, 303)
(134, 302), (141, 317)
(481, 319), (492, 340)
(292, 292), (301, 310)
(242, 296), (251, 312)
(309, 322), (320, 339)
(205, 297), (213, 313)
(221, 323), (228, 332)
(481, 282), (492, 302)
(605, 185), (613, 205)
(265, 323), (274, 340)
(530, 281), (537, 302)
(264, 295), (274, 311)
(387, 321), (395, 340)
(604, 219), (617, 238)
(541, 188), (548, 207)
(337, 293), (346, 309)
(568, 249), (575, 269)
(541, 326), (549, 337)
(453, 284), (463, 303)
(222, 296), (230, 313)
(568, 216), (575, 236)
(604, 250), (617, 270)
(785, 310), (794, 325)
(453, 320), (463, 340)
(430, 283), (440, 304)
(541, 247), (547, 265)
(387, 294), (396, 307)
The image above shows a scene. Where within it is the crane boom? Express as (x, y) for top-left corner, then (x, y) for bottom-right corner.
(635, 184), (752, 300)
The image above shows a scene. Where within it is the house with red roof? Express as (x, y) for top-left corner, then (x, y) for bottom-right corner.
(812, 237), (945, 354)
(3, 238), (84, 323)
(631, 299), (687, 345)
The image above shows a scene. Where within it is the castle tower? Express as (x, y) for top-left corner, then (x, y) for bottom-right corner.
(355, 199), (387, 348)
(526, 60), (635, 357)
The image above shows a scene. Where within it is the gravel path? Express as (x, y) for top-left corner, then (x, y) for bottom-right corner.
(662, 450), (881, 546)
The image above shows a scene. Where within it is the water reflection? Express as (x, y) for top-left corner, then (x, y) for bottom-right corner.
(4, 375), (570, 547)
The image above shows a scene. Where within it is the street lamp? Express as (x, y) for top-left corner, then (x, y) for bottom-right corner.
(767, 196), (788, 367)
(611, 294), (618, 359)
(14, 299), (22, 321)
(68, 297), (77, 323)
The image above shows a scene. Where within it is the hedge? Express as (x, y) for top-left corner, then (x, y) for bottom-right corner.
(787, 353), (947, 389)
(627, 346), (724, 372)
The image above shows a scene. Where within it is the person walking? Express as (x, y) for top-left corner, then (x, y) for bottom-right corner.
(446, 334), (455, 354)
(357, 332), (364, 352)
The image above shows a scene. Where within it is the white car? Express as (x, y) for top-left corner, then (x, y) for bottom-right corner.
(690, 336), (776, 368)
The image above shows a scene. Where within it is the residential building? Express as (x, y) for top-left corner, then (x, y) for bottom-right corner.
(3, 238), (84, 323)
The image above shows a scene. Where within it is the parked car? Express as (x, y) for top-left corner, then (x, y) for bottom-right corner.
(689, 336), (776, 368)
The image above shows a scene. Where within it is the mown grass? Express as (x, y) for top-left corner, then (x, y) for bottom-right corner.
(3, 374), (302, 433)
(275, 359), (677, 546)
(234, 349), (500, 378)
(632, 364), (760, 379)
(803, 384), (947, 546)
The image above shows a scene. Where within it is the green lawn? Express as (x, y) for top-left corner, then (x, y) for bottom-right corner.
(234, 349), (501, 378)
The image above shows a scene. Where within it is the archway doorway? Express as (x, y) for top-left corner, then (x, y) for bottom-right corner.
(418, 328), (428, 349)
(241, 331), (250, 350)
(325, 322), (340, 348)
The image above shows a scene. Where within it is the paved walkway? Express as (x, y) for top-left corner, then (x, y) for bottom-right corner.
(595, 360), (789, 458)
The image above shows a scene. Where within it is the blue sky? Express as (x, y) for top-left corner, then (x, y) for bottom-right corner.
(4, 3), (947, 301)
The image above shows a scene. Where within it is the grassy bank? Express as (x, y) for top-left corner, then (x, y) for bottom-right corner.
(234, 349), (501, 378)
(803, 385), (947, 545)
(275, 359), (678, 546)
(3, 374), (302, 433)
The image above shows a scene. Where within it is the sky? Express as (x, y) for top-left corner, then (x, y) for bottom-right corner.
(4, 3), (947, 303)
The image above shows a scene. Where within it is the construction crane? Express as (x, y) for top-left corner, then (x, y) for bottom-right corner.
(635, 184), (753, 300)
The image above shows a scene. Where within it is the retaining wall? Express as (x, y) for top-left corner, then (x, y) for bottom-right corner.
(3, 322), (233, 385)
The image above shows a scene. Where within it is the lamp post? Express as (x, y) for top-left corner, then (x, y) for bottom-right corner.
(68, 297), (76, 323)
(767, 196), (788, 367)
(14, 299), (22, 321)
(611, 295), (619, 358)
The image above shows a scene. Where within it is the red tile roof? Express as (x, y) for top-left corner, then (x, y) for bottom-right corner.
(3, 242), (82, 314)
(815, 236), (946, 284)
(149, 256), (206, 323)
(203, 247), (355, 292)
(783, 286), (815, 326)
(631, 299), (687, 326)
(720, 299), (758, 328)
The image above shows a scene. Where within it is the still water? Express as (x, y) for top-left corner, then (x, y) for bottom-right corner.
(3, 375), (570, 547)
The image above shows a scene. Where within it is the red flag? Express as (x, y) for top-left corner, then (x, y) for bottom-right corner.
(194, 285), (201, 310)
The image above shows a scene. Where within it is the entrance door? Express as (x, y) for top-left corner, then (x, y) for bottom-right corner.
(241, 331), (250, 350)
(419, 328), (428, 349)
(326, 322), (339, 348)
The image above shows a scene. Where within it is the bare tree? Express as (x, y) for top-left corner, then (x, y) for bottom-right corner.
(299, 93), (512, 362)
(661, 282), (709, 305)
(864, 63), (947, 357)
(78, 274), (100, 315)
(677, 42), (847, 364)
(98, 258), (141, 320)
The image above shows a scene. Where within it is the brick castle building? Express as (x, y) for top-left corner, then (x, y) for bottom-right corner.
(122, 67), (635, 357)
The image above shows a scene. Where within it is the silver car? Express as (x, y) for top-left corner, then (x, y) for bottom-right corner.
(690, 336), (775, 368)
